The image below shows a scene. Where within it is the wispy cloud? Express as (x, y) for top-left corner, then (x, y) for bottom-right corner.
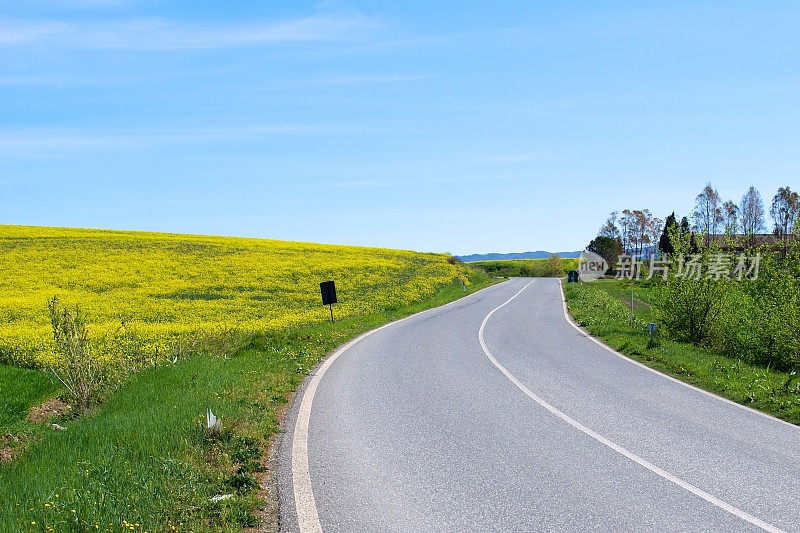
(309, 73), (431, 85)
(0, 65), (240, 86)
(0, 125), (326, 152)
(469, 153), (550, 165)
(22, 0), (136, 8)
(327, 172), (528, 190)
(256, 72), (432, 90)
(0, 14), (378, 49)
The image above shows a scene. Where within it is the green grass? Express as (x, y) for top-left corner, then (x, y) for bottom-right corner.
(564, 279), (800, 425)
(0, 365), (58, 428)
(0, 270), (496, 532)
(469, 258), (578, 278)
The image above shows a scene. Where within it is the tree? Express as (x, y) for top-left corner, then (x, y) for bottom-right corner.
(722, 200), (739, 235)
(648, 215), (663, 257)
(770, 186), (799, 236)
(599, 209), (657, 256)
(770, 186), (800, 253)
(599, 211), (620, 239)
(658, 212), (677, 255)
(619, 209), (634, 253)
(693, 182), (723, 235)
(740, 186), (765, 246)
(680, 216), (691, 236)
(544, 254), (565, 277)
(587, 236), (623, 274)
(633, 209), (655, 257)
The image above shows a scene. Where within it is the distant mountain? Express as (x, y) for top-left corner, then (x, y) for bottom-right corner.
(458, 250), (582, 262)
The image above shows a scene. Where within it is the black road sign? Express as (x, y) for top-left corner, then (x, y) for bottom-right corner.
(320, 281), (337, 305)
(320, 280), (337, 323)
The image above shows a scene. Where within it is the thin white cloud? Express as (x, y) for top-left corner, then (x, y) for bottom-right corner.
(469, 153), (550, 165)
(310, 73), (431, 85)
(0, 71), (431, 87)
(0, 14), (378, 49)
(0, 65), (239, 86)
(257, 72), (431, 90)
(327, 172), (526, 190)
(0, 125), (325, 151)
(23, 0), (135, 7)
(0, 20), (68, 44)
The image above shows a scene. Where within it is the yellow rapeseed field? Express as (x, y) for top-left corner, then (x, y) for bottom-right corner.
(0, 225), (473, 367)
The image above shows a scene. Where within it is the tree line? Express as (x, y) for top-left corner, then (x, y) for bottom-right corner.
(588, 183), (800, 265)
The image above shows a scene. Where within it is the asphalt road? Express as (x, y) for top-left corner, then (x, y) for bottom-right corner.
(278, 278), (800, 532)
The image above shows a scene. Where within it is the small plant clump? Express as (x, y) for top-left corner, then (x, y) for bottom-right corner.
(46, 297), (149, 411)
(47, 297), (102, 411)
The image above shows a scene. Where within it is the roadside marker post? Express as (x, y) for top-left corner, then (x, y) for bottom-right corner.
(320, 281), (337, 323)
(630, 287), (634, 326)
(648, 322), (657, 349)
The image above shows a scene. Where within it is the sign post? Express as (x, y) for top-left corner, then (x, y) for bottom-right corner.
(630, 287), (634, 326)
(320, 281), (337, 323)
(647, 322), (657, 349)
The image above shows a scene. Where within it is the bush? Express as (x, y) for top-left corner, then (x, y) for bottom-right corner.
(711, 253), (800, 370)
(654, 226), (800, 370)
(544, 254), (565, 277)
(47, 297), (104, 410)
(46, 298), (147, 410)
(656, 276), (726, 345)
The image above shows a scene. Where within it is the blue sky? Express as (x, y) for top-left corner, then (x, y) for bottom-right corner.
(1, 1), (798, 254)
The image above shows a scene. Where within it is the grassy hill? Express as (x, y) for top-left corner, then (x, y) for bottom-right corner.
(0, 225), (490, 532)
(0, 225), (474, 368)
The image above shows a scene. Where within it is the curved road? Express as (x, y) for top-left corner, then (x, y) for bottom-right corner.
(279, 278), (800, 532)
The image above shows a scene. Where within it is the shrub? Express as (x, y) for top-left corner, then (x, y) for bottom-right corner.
(711, 252), (800, 370)
(46, 298), (149, 410)
(47, 297), (104, 410)
(657, 277), (726, 345)
(544, 254), (565, 277)
(655, 229), (729, 345)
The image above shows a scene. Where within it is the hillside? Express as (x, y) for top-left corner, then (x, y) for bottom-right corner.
(0, 225), (475, 368)
(458, 250), (582, 262)
(0, 225), (490, 531)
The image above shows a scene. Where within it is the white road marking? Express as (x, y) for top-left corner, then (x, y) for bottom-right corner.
(290, 280), (510, 532)
(557, 279), (800, 430)
(291, 324), (394, 533)
(479, 280), (786, 533)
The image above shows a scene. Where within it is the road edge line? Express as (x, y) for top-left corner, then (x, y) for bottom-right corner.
(479, 279), (785, 533)
(558, 279), (799, 430)
(290, 279), (507, 532)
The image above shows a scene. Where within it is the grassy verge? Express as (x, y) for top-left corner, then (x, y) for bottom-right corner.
(468, 258), (577, 278)
(0, 271), (496, 532)
(1, 365), (61, 463)
(563, 279), (800, 425)
(0, 366), (59, 428)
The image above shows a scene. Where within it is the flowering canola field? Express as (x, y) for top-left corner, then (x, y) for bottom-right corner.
(0, 226), (473, 367)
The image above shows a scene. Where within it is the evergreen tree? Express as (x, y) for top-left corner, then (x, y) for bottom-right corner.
(658, 212), (677, 255)
(680, 216), (691, 236)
